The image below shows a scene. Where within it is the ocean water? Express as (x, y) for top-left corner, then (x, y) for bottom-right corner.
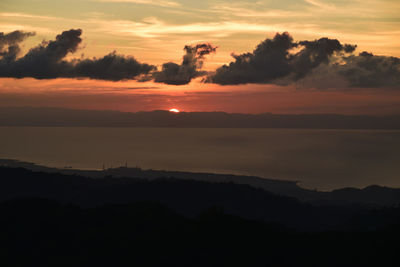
(1, 127), (399, 190)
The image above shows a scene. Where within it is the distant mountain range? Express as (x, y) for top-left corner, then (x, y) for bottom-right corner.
(1, 107), (399, 129)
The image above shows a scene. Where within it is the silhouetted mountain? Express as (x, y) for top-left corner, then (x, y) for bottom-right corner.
(2, 198), (400, 267)
(2, 159), (400, 207)
(0, 166), (342, 231)
(1, 106), (399, 129)
(2, 167), (400, 266)
(3, 166), (400, 231)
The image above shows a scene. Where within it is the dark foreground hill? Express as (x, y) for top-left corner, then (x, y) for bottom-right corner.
(1, 167), (400, 266)
(1, 106), (400, 129)
(2, 198), (400, 267)
(2, 167), (400, 231)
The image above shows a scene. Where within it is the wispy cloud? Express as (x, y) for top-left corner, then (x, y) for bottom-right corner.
(0, 24), (52, 34)
(211, 6), (308, 18)
(304, 0), (335, 10)
(91, 17), (320, 39)
(93, 0), (180, 7)
(0, 12), (57, 20)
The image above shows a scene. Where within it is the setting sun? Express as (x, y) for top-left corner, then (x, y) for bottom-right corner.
(169, 108), (180, 113)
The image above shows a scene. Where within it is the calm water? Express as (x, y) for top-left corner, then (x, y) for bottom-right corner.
(1, 127), (400, 190)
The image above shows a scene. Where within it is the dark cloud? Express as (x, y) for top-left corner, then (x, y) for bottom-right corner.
(208, 32), (400, 88)
(1, 29), (399, 88)
(338, 52), (400, 88)
(0, 29), (155, 80)
(208, 32), (357, 86)
(153, 43), (217, 85)
(72, 52), (155, 81)
(293, 38), (356, 79)
(207, 33), (296, 85)
(0, 29), (83, 79)
(294, 50), (400, 89)
(0, 30), (36, 50)
(0, 30), (36, 63)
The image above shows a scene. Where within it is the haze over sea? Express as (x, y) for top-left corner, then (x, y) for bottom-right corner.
(1, 127), (399, 190)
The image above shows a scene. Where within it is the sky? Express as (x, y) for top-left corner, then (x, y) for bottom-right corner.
(0, 0), (399, 114)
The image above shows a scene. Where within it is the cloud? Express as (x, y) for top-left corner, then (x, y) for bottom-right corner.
(93, 0), (180, 7)
(153, 43), (217, 85)
(339, 52), (400, 88)
(208, 32), (355, 85)
(292, 38), (356, 80)
(93, 17), (313, 39)
(0, 30), (35, 50)
(0, 30), (36, 64)
(304, 0), (335, 10)
(207, 32), (400, 88)
(0, 12), (56, 20)
(294, 50), (400, 89)
(72, 52), (155, 81)
(295, 50), (400, 89)
(0, 29), (155, 80)
(1, 29), (399, 88)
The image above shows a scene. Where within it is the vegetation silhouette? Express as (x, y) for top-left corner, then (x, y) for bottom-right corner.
(1, 167), (400, 266)
(2, 198), (400, 267)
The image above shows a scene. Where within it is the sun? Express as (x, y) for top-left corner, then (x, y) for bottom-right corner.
(169, 108), (180, 113)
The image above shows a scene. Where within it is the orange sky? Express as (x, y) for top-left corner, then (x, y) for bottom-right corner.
(1, 78), (400, 114)
(1, 0), (399, 114)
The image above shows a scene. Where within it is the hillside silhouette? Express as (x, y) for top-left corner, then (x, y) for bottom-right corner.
(1, 167), (400, 266)
(3, 159), (400, 207)
(2, 166), (400, 231)
(2, 198), (400, 267)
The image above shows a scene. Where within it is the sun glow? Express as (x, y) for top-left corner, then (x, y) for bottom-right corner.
(169, 108), (180, 113)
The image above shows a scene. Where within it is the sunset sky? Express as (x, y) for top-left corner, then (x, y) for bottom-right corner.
(1, 0), (399, 114)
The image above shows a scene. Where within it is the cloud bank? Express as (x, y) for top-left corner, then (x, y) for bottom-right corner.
(0, 29), (399, 88)
(0, 29), (155, 81)
(207, 32), (399, 88)
(340, 52), (400, 88)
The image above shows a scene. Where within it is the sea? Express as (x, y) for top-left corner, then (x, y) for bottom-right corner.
(1, 127), (399, 190)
